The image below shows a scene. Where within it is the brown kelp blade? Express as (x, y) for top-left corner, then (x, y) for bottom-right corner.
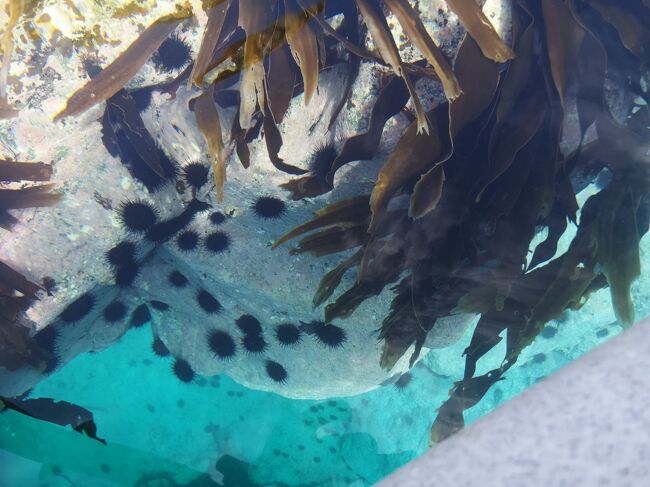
(369, 106), (445, 233)
(325, 76), (410, 187)
(313, 251), (363, 308)
(0, 184), (62, 210)
(444, 0), (515, 62)
(542, 0), (585, 106)
(191, 0), (231, 86)
(194, 84), (226, 202)
(357, 0), (429, 135)
(0, 161), (53, 182)
(409, 165), (445, 219)
(272, 195), (371, 249)
(290, 224), (367, 257)
(384, 0), (462, 101)
(54, 10), (192, 121)
(0, 97), (18, 119)
(284, 0), (321, 106)
(238, 0), (273, 129)
(596, 187), (641, 327)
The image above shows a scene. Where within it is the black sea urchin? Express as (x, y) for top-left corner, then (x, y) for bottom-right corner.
(394, 372), (412, 391)
(242, 334), (267, 354)
(168, 270), (188, 288)
(265, 360), (287, 384)
(275, 323), (302, 346)
(313, 323), (346, 349)
(115, 261), (141, 287)
(177, 230), (199, 251)
(309, 142), (338, 178)
(103, 301), (127, 323)
(252, 196), (286, 219)
(235, 314), (262, 335)
(152, 338), (170, 357)
(183, 162), (209, 191)
(152, 34), (192, 73)
(197, 289), (222, 314)
(207, 330), (236, 359)
(130, 304), (151, 328)
(105, 241), (136, 269)
(204, 231), (231, 253)
(209, 212), (226, 225)
(172, 358), (195, 383)
(60, 292), (95, 324)
(118, 199), (158, 233)
(150, 300), (170, 311)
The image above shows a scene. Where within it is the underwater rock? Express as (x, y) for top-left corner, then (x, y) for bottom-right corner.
(0, 0), (519, 401)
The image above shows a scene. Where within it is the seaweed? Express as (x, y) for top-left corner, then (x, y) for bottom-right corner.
(54, 9), (193, 121)
(272, 0), (650, 444)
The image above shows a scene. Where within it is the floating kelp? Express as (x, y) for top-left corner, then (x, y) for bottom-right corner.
(274, 0), (650, 445)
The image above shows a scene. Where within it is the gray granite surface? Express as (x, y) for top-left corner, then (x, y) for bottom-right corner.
(378, 317), (650, 487)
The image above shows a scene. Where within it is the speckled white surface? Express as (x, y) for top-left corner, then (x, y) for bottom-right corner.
(378, 317), (650, 487)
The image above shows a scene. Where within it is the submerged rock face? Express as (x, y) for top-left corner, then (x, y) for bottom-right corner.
(0, 1), (510, 398)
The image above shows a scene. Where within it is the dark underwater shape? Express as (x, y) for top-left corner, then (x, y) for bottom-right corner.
(146, 199), (210, 243)
(209, 211), (226, 225)
(168, 270), (188, 288)
(41, 276), (57, 296)
(114, 261), (141, 288)
(197, 290), (222, 314)
(152, 33), (192, 73)
(60, 293), (95, 324)
(103, 300), (127, 323)
(130, 304), (151, 328)
(204, 231), (231, 253)
(33, 326), (60, 373)
(150, 300), (170, 311)
(177, 230), (199, 251)
(265, 360), (287, 384)
(152, 338), (170, 357)
(274, 323), (302, 346)
(235, 314), (262, 335)
(183, 162), (210, 190)
(207, 330), (236, 359)
(129, 86), (154, 113)
(118, 199), (158, 233)
(302, 321), (347, 349)
(105, 241), (137, 269)
(172, 358), (195, 383)
(252, 196), (286, 219)
(242, 334), (267, 354)
(309, 142), (338, 178)
(394, 372), (412, 390)
(101, 89), (178, 193)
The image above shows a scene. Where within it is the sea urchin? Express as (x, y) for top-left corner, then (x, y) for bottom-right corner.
(236, 314), (262, 335)
(265, 360), (288, 384)
(172, 358), (195, 383)
(152, 33), (192, 73)
(118, 199), (158, 233)
(204, 231), (231, 254)
(252, 196), (286, 219)
(183, 162), (210, 191)
(60, 292), (95, 324)
(207, 330), (236, 359)
(275, 323), (302, 346)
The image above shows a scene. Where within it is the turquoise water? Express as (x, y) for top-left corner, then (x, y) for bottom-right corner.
(1, 281), (633, 487)
(2, 0), (650, 485)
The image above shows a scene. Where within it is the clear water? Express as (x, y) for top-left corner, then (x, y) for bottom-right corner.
(1, 0), (649, 486)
